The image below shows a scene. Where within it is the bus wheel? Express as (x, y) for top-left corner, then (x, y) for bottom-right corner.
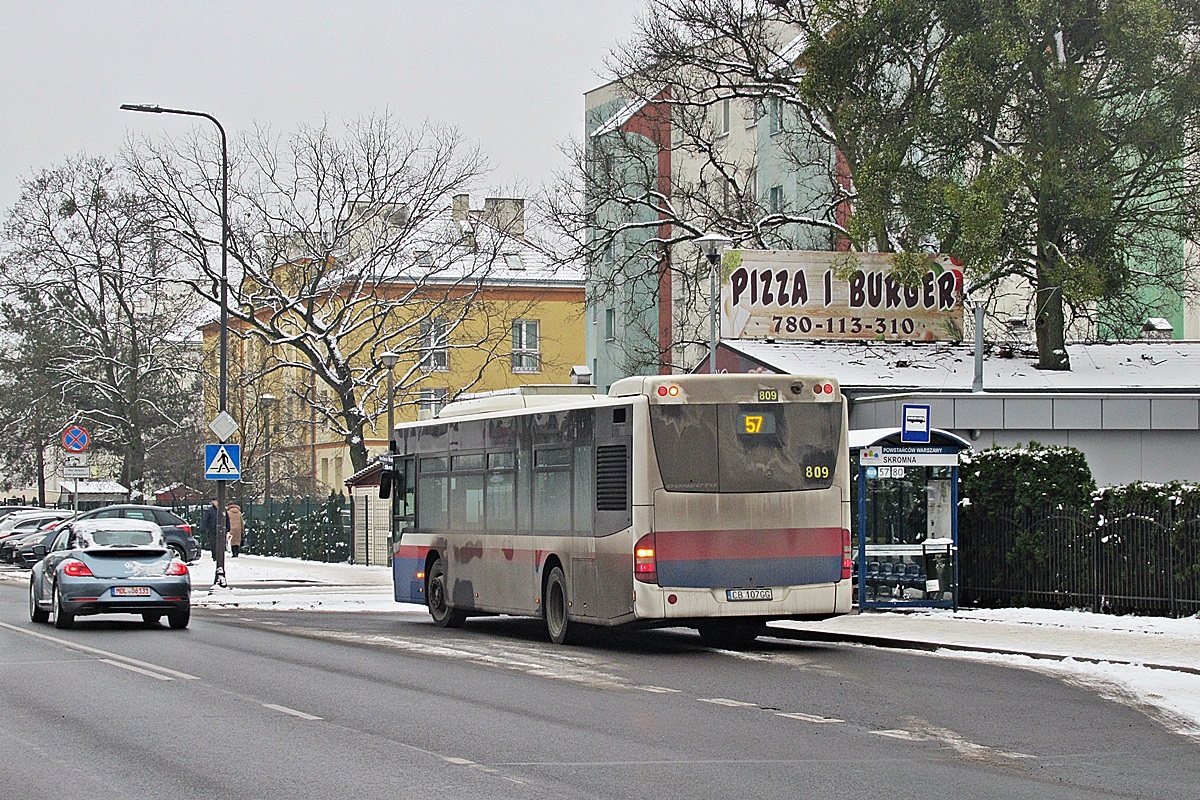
(427, 557), (465, 628)
(544, 566), (576, 645)
(697, 620), (764, 650)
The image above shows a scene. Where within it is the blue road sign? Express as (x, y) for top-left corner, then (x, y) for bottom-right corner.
(62, 425), (90, 453)
(901, 404), (932, 444)
(204, 443), (241, 480)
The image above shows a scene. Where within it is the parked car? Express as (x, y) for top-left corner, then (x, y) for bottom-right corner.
(0, 505), (42, 521)
(8, 528), (61, 568)
(29, 519), (191, 629)
(72, 505), (200, 563)
(0, 510), (76, 559)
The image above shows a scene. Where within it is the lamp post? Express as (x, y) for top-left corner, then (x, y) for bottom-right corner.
(260, 393), (277, 555)
(694, 232), (733, 374)
(122, 103), (231, 586)
(379, 352), (400, 450)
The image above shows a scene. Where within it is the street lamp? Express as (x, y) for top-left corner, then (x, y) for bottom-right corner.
(968, 296), (987, 393)
(260, 393), (277, 556)
(694, 232), (733, 374)
(122, 103), (231, 586)
(379, 352), (400, 450)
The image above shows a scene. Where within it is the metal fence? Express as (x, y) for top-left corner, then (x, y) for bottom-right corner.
(175, 495), (352, 564)
(960, 502), (1200, 617)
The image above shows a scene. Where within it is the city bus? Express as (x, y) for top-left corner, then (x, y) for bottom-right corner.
(380, 373), (853, 646)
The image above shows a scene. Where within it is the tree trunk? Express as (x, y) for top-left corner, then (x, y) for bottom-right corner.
(1034, 260), (1070, 371)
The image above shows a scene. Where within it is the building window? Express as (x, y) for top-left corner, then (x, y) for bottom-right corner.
(769, 185), (785, 214)
(605, 308), (616, 341)
(511, 319), (541, 373)
(420, 318), (449, 372)
(768, 96), (784, 134)
(504, 253), (524, 271)
(718, 98), (730, 135)
(419, 387), (449, 416)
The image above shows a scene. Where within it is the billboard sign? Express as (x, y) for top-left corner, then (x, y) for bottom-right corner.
(720, 251), (964, 342)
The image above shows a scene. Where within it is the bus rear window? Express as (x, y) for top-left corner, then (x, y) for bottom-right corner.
(650, 403), (840, 492)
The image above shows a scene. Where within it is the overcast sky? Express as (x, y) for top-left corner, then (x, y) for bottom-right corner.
(0, 1), (644, 212)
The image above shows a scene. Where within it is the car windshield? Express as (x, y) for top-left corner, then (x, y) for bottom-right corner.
(80, 528), (162, 548)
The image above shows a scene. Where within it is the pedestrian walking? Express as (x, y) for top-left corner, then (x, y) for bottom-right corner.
(226, 501), (245, 557)
(200, 498), (222, 555)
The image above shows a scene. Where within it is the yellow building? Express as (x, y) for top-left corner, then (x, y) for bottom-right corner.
(202, 195), (586, 495)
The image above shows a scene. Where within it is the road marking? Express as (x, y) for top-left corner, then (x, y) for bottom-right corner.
(443, 757), (475, 766)
(99, 658), (173, 681)
(0, 621), (199, 680)
(262, 703), (322, 721)
(699, 697), (757, 707)
(872, 727), (1034, 761)
(776, 712), (844, 724)
(637, 685), (682, 694)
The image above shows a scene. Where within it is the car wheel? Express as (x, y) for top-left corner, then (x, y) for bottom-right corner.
(168, 543), (185, 561)
(142, 613), (162, 625)
(167, 605), (190, 630)
(426, 557), (466, 628)
(52, 583), (75, 630)
(29, 579), (48, 624)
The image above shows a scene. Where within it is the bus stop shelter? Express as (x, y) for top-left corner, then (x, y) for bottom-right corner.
(850, 427), (971, 610)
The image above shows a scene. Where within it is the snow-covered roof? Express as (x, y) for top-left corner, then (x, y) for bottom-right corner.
(59, 481), (129, 497)
(722, 340), (1200, 393)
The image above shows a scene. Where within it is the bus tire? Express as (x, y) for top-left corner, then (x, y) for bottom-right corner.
(697, 620), (764, 650)
(544, 565), (585, 645)
(427, 557), (466, 628)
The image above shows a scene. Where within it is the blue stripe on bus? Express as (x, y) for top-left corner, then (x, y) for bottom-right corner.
(656, 555), (842, 589)
(393, 556), (426, 604)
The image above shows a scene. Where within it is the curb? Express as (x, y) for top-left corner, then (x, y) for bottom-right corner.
(769, 627), (1200, 677)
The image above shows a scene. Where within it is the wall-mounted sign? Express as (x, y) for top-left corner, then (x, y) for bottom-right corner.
(860, 446), (961, 467)
(720, 250), (964, 342)
(901, 404), (932, 444)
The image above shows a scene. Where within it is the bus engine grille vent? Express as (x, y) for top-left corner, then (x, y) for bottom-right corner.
(595, 445), (629, 511)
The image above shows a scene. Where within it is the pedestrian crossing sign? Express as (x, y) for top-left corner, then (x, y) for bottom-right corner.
(204, 443), (241, 480)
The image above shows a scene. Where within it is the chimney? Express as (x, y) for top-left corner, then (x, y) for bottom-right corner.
(1141, 317), (1173, 340)
(482, 197), (525, 237)
(452, 194), (471, 222)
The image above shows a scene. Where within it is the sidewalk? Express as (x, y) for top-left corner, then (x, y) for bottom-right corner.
(773, 608), (1200, 675)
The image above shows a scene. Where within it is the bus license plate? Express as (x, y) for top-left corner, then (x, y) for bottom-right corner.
(113, 586), (151, 597)
(726, 589), (772, 602)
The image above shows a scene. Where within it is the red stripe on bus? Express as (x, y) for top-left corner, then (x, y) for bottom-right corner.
(655, 527), (844, 562)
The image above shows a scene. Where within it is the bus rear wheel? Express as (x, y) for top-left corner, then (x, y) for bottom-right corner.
(697, 620), (764, 650)
(427, 557), (466, 628)
(544, 565), (584, 645)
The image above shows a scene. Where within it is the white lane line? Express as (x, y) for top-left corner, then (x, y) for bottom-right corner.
(99, 658), (173, 681)
(776, 712), (844, 724)
(262, 703), (323, 721)
(871, 728), (1035, 760)
(637, 685), (682, 694)
(699, 697), (757, 708)
(443, 757), (475, 766)
(0, 621), (199, 680)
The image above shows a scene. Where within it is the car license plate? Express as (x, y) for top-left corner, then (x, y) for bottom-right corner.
(726, 588), (772, 601)
(113, 586), (152, 597)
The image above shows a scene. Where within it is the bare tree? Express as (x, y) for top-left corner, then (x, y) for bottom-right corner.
(0, 156), (203, 496)
(128, 114), (537, 473)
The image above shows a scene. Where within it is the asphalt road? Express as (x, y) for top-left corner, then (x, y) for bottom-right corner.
(1, 580), (1197, 800)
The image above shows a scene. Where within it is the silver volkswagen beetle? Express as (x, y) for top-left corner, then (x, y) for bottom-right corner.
(29, 518), (191, 629)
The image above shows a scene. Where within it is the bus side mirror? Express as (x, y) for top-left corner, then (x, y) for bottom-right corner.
(378, 470), (392, 499)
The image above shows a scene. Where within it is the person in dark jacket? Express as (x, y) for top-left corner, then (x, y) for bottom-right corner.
(200, 498), (220, 555)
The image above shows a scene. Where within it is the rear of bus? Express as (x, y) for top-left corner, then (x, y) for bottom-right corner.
(617, 374), (853, 633)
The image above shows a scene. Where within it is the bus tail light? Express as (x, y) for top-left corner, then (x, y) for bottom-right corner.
(634, 533), (658, 584)
(841, 529), (853, 580)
